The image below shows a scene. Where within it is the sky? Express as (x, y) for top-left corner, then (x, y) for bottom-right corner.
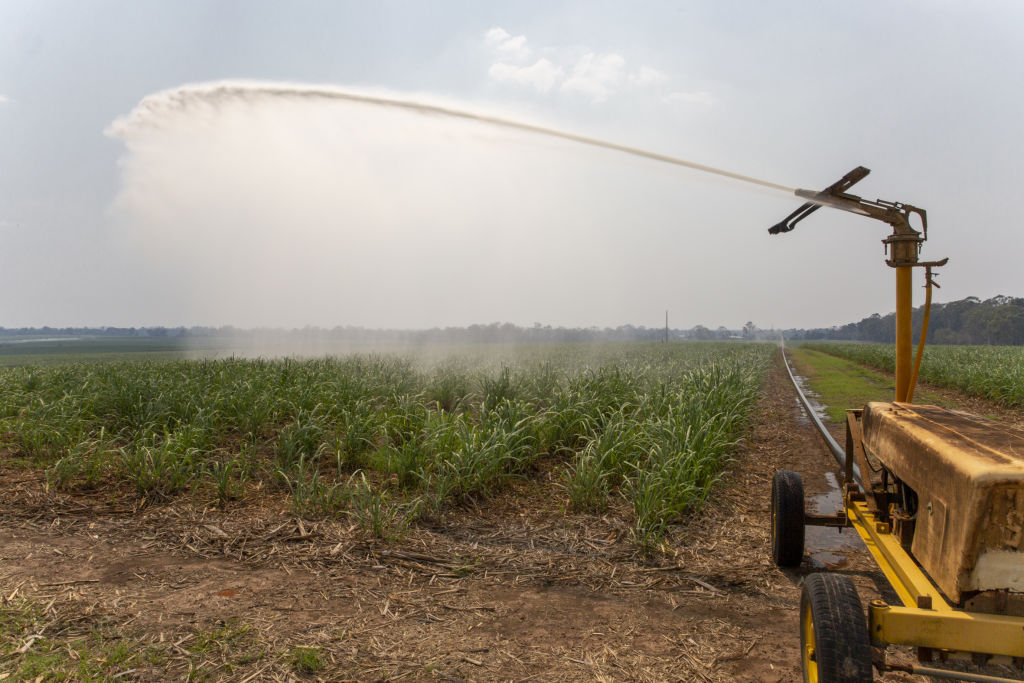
(1, 0), (1023, 331)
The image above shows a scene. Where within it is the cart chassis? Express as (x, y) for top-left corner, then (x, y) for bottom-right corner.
(780, 346), (1024, 679)
(819, 408), (1024, 663)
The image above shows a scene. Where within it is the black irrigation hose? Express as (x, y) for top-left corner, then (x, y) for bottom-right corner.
(778, 341), (863, 489)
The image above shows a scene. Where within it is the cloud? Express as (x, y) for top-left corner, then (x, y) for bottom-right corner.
(629, 66), (668, 87)
(485, 27), (511, 44)
(0, 95), (11, 105)
(496, 35), (529, 58)
(488, 59), (563, 93)
(560, 53), (626, 102)
(484, 26), (531, 61)
(483, 29), (674, 103)
(663, 90), (715, 106)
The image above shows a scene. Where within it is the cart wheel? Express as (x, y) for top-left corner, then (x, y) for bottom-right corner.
(800, 573), (873, 683)
(771, 469), (805, 567)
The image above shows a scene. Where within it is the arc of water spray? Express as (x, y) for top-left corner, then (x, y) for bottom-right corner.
(112, 82), (795, 194)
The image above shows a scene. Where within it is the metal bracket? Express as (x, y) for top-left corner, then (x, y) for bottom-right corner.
(805, 511), (848, 528)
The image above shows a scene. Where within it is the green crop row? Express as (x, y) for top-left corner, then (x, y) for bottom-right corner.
(801, 342), (1024, 408)
(0, 342), (773, 549)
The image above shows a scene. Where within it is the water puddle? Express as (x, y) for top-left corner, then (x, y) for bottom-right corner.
(787, 369), (865, 568)
(805, 471), (863, 568)
(790, 372), (830, 424)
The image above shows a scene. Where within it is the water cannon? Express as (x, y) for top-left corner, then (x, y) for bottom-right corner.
(769, 166), (948, 269)
(769, 166), (947, 402)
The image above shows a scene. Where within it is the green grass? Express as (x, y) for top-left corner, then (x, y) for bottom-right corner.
(787, 347), (956, 422)
(288, 646), (324, 674)
(0, 595), (278, 681)
(0, 596), (163, 680)
(801, 342), (1024, 408)
(0, 342), (773, 548)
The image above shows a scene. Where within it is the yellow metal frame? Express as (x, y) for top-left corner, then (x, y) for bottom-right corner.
(801, 605), (819, 682)
(894, 265), (913, 401)
(846, 496), (1024, 658)
(843, 227), (1023, 660)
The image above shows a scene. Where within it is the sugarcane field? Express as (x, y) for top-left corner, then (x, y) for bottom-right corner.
(0, 337), (1022, 681)
(4, 3), (1024, 681)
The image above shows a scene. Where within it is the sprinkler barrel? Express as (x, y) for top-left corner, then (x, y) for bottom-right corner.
(768, 166), (871, 234)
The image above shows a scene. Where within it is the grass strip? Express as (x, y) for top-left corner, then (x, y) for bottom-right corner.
(786, 347), (949, 422)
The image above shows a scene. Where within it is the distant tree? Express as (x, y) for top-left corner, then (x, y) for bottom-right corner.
(802, 295), (1024, 345)
(690, 325), (714, 340)
(985, 306), (1024, 345)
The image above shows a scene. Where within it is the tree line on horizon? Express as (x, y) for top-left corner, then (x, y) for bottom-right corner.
(1, 296), (1021, 346)
(787, 295), (1024, 346)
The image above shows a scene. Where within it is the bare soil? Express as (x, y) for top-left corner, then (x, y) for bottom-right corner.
(1, 352), (1005, 682)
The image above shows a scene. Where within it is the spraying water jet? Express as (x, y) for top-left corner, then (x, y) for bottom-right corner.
(109, 81), (795, 194)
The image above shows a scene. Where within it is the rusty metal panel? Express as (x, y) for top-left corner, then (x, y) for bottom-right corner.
(861, 402), (1024, 603)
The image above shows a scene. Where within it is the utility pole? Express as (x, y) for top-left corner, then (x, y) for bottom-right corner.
(664, 310), (669, 343)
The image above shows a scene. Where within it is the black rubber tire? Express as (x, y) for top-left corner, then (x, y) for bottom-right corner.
(771, 469), (805, 567)
(800, 573), (874, 682)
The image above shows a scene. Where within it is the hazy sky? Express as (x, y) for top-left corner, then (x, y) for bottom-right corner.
(2, 1), (1022, 330)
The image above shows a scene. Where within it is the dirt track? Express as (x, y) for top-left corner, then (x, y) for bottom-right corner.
(0, 353), (927, 681)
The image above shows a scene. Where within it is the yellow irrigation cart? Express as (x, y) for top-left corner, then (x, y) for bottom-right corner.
(769, 169), (1024, 682)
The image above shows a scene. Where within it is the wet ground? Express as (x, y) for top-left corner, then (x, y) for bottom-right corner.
(783, 348), (1024, 682)
(806, 470), (864, 569)
(788, 371), (866, 569)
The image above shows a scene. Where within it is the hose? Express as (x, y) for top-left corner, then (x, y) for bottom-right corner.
(905, 266), (937, 403)
(779, 338), (863, 488)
